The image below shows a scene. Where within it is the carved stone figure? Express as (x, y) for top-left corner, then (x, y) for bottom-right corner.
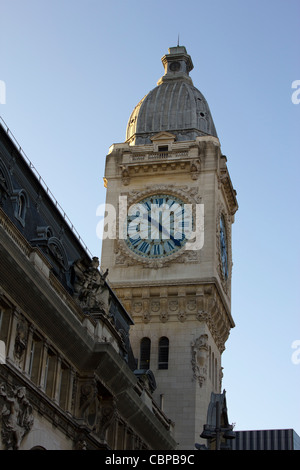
(0, 383), (34, 450)
(191, 334), (209, 387)
(14, 320), (28, 365)
(79, 381), (98, 428)
(78, 380), (116, 441)
(98, 400), (116, 441)
(72, 257), (110, 314)
(74, 435), (87, 450)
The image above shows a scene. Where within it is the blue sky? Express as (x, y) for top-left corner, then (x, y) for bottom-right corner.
(1, 0), (299, 437)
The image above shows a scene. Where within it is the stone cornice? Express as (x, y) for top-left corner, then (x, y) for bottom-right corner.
(219, 167), (238, 217)
(111, 278), (235, 353)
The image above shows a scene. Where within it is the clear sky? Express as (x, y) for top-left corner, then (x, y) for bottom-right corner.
(1, 0), (299, 437)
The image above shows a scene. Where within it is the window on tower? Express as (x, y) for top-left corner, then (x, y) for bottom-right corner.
(139, 337), (151, 369)
(158, 337), (169, 370)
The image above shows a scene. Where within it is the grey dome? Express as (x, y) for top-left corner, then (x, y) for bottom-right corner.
(126, 46), (217, 145)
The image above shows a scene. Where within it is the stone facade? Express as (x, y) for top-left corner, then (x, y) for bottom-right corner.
(0, 121), (176, 450)
(101, 47), (238, 449)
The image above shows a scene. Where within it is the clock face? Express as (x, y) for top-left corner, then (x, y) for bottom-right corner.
(125, 194), (192, 259)
(220, 215), (228, 279)
(169, 61), (181, 72)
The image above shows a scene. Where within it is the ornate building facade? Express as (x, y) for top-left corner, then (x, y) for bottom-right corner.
(101, 46), (238, 449)
(0, 120), (176, 450)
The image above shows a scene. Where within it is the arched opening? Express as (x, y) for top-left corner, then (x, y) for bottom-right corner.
(158, 337), (169, 370)
(139, 337), (151, 369)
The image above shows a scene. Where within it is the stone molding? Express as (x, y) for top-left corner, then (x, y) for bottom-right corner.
(114, 283), (233, 353)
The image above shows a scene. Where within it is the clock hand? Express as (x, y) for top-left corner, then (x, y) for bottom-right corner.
(168, 232), (182, 247)
(144, 213), (182, 247)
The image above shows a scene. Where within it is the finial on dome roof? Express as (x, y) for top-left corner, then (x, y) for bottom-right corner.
(157, 45), (194, 85)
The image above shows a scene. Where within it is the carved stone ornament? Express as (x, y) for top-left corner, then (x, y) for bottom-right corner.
(74, 434), (87, 450)
(72, 257), (110, 314)
(169, 300), (178, 312)
(151, 300), (160, 313)
(191, 334), (209, 387)
(115, 185), (202, 268)
(0, 383), (34, 450)
(48, 236), (69, 269)
(132, 301), (143, 313)
(142, 312), (150, 323)
(195, 286), (230, 353)
(14, 319), (28, 365)
(78, 380), (116, 440)
(177, 310), (187, 322)
(190, 160), (201, 180)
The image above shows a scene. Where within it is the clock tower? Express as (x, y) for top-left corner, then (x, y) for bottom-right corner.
(101, 46), (238, 450)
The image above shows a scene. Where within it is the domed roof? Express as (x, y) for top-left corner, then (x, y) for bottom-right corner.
(126, 46), (217, 145)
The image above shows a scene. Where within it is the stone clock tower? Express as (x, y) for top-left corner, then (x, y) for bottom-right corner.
(101, 46), (238, 450)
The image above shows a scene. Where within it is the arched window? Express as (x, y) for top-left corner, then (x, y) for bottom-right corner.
(139, 337), (151, 369)
(13, 190), (28, 226)
(158, 337), (169, 370)
(17, 193), (26, 219)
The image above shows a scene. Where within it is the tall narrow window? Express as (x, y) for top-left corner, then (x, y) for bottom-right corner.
(28, 334), (43, 385)
(45, 350), (56, 397)
(17, 193), (25, 219)
(59, 363), (70, 410)
(0, 309), (10, 344)
(139, 337), (151, 369)
(158, 337), (169, 370)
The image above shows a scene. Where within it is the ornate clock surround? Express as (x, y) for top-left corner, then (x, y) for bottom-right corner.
(115, 184), (202, 268)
